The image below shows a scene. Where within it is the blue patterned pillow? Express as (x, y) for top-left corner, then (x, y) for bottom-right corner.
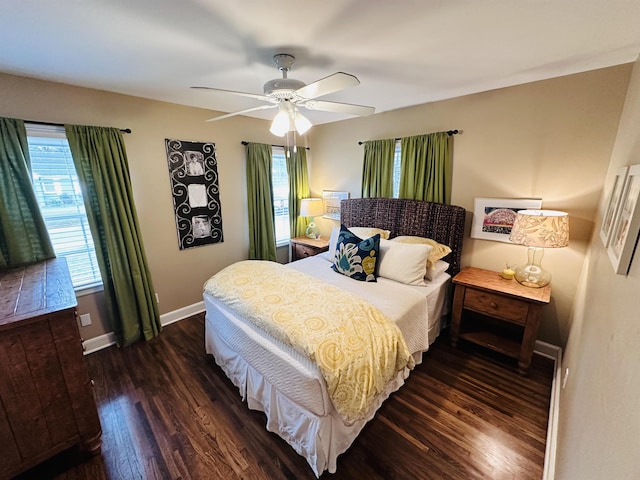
(331, 225), (380, 282)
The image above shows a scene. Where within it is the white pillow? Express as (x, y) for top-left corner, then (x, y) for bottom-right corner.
(321, 225), (341, 261)
(377, 238), (432, 285)
(425, 260), (450, 281)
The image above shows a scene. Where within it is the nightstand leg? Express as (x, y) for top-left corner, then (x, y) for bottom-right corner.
(518, 306), (543, 375)
(450, 285), (465, 348)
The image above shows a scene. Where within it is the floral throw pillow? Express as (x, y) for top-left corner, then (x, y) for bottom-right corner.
(331, 225), (380, 282)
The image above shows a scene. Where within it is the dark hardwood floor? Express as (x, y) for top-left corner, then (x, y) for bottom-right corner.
(15, 313), (554, 479)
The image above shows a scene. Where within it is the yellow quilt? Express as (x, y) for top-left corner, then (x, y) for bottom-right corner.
(203, 260), (415, 424)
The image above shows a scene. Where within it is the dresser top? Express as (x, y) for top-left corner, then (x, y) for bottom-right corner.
(0, 258), (77, 329)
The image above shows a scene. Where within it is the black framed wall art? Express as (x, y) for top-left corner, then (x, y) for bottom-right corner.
(165, 139), (224, 250)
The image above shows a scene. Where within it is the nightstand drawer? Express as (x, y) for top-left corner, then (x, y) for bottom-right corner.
(294, 243), (318, 259)
(464, 289), (529, 325)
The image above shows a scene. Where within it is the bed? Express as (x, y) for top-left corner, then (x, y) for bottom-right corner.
(203, 198), (466, 476)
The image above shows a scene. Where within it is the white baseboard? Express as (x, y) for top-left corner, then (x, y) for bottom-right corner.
(160, 300), (205, 326)
(83, 331), (117, 355)
(535, 340), (562, 480)
(82, 300), (205, 355)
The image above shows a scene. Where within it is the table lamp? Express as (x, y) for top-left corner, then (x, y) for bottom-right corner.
(508, 209), (569, 288)
(300, 198), (324, 239)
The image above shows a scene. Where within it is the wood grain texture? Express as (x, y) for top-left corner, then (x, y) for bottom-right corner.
(453, 267), (551, 304)
(290, 237), (330, 261)
(451, 267), (550, 374)
(15, 313), (554, 479)
(0, 259), (101, 479)
(0, 259), (77, 328)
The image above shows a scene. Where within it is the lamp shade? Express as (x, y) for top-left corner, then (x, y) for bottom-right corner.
(294, 111), (312, 135)
(300, 198), (324, 217)
(509, 210), (569, 247)
(270, 108), (290, 136)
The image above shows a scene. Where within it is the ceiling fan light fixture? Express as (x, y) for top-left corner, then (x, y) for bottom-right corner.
(270, 107), (290, 136)
(294, 111), (312, 135)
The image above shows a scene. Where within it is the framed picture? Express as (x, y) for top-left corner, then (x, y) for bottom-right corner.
(471, 197), (542, 243)
(322, 190), (350, 220)
(165, 139), (224, 250)
(607, 164), (640, 275)
(600, 166), (629, 247)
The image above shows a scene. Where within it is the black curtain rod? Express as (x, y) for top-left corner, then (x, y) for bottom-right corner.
(25, 119), (132, 134)
(358, 129), (459, 145)
(241, 141), (310, 150)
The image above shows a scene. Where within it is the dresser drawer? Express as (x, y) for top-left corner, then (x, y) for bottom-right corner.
(464, 288), (529, 325)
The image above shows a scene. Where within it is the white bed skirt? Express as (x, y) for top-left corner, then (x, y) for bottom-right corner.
(204, 303), (415, 477)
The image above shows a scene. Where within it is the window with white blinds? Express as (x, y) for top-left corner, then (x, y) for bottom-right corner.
(272, 147), (290, 245)
(26, 124), (102, 291)
(393, 140), (401, 198)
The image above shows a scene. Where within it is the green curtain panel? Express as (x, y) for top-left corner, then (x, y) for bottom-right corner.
(285, 147), (311, 238)
(399, 132), (452, 203)
(0, 117), (55, 268)
(65, 124), (161, 347)
(246, 142), (277, 261)
(361, 138), (395, 198)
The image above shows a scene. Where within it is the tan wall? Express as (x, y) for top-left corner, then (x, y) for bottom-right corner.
(0, 72), (277, 339)
(308, 65), (631, 346)
(555, 57), (640, 479)
(0, 65), (631, 350)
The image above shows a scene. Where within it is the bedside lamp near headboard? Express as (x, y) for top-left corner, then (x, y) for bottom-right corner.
(509, 209), (569, 288)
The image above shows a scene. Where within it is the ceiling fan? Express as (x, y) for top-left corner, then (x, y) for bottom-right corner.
(191, 54), (375, 136)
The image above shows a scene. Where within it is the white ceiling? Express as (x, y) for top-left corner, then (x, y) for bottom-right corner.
(2, 0), (640, 126)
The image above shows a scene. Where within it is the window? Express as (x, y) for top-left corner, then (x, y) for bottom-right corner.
(393, 140), (401, 198)
(26, 124), (102, 291)
(272, 146), (290, 245)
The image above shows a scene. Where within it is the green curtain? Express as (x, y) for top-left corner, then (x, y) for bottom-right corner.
(0, 117), (55, 268)
(246, 142), (277, 261)
(399, 132), (452, 203)
(65, 124), (161, 347)
(285, 147), (310, 238)
(361, 138), (395, 198)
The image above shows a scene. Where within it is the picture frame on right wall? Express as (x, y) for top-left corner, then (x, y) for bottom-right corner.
(607, 164), (640, 275)
(600, 165), (629, 247)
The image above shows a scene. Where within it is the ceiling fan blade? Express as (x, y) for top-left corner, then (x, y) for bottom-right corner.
(205, 104), (277, 122)
(294, 72), (360, 100)
(303, 100), (375, 117)
(191, 86), (272, 102)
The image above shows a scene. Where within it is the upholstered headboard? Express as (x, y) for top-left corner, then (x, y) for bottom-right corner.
(340, 198), (467, 276)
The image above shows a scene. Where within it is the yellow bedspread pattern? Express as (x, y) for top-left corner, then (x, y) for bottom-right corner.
(203, 260), (415, 424)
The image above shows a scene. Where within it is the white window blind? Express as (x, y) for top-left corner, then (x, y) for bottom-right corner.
(393, 140), (401, 198)
(26, 124), (102, 291)
(272, 147), (290, 245)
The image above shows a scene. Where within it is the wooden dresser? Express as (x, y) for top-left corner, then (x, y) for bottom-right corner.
(0, 258), (102, 478)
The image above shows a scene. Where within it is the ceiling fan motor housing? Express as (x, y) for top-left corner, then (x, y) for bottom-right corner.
(263, 78), (306, 99)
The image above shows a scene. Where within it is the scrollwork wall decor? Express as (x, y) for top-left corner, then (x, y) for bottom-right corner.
(165, 139), (224, 249)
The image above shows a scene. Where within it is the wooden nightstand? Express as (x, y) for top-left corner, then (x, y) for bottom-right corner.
(290, 236), (329, 261)
(450, 266), (551, 375)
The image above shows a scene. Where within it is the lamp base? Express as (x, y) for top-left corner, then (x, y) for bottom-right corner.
(514, 246), (551, 288)
(305, 221), (319, 239)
